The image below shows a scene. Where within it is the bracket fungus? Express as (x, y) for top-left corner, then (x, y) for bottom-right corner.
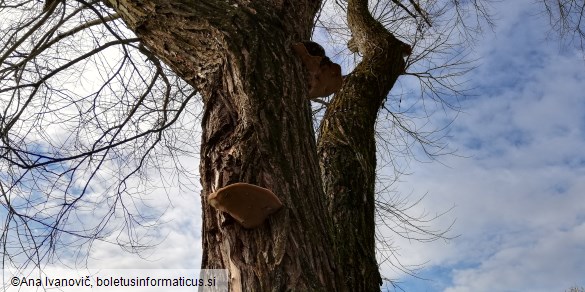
(208, 183), (283, 229)
(292, 41), (343, 98)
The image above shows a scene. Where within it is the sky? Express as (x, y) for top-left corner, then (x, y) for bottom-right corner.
(382, 1), (585, 291)
(1, 0), (584, 291)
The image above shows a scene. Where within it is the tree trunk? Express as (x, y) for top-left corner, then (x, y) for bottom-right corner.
(106, 0), (344, 290)
(106, 0), (407, 290)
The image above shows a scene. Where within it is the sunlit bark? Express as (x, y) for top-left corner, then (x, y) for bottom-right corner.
(106, 0), (347, 290)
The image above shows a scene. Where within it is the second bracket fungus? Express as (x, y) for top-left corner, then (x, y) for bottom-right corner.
(292, 41), (343, 98)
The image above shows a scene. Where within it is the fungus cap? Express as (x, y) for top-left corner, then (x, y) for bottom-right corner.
(208, 183), (283, 229)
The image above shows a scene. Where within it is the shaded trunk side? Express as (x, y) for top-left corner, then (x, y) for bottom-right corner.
(317, 0), (408, 290)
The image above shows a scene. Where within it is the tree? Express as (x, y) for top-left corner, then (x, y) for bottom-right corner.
(0, 0), (496, 291)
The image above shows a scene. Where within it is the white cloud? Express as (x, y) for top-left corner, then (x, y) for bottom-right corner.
(392, 0), (585, 290)
(82, 154), (203, 270)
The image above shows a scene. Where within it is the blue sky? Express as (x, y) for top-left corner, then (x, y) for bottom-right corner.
(380, 1), (585, 291)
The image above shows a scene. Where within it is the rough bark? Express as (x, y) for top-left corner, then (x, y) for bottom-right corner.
(317, 0), (408, 290)
(105, 0), (344, 290)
